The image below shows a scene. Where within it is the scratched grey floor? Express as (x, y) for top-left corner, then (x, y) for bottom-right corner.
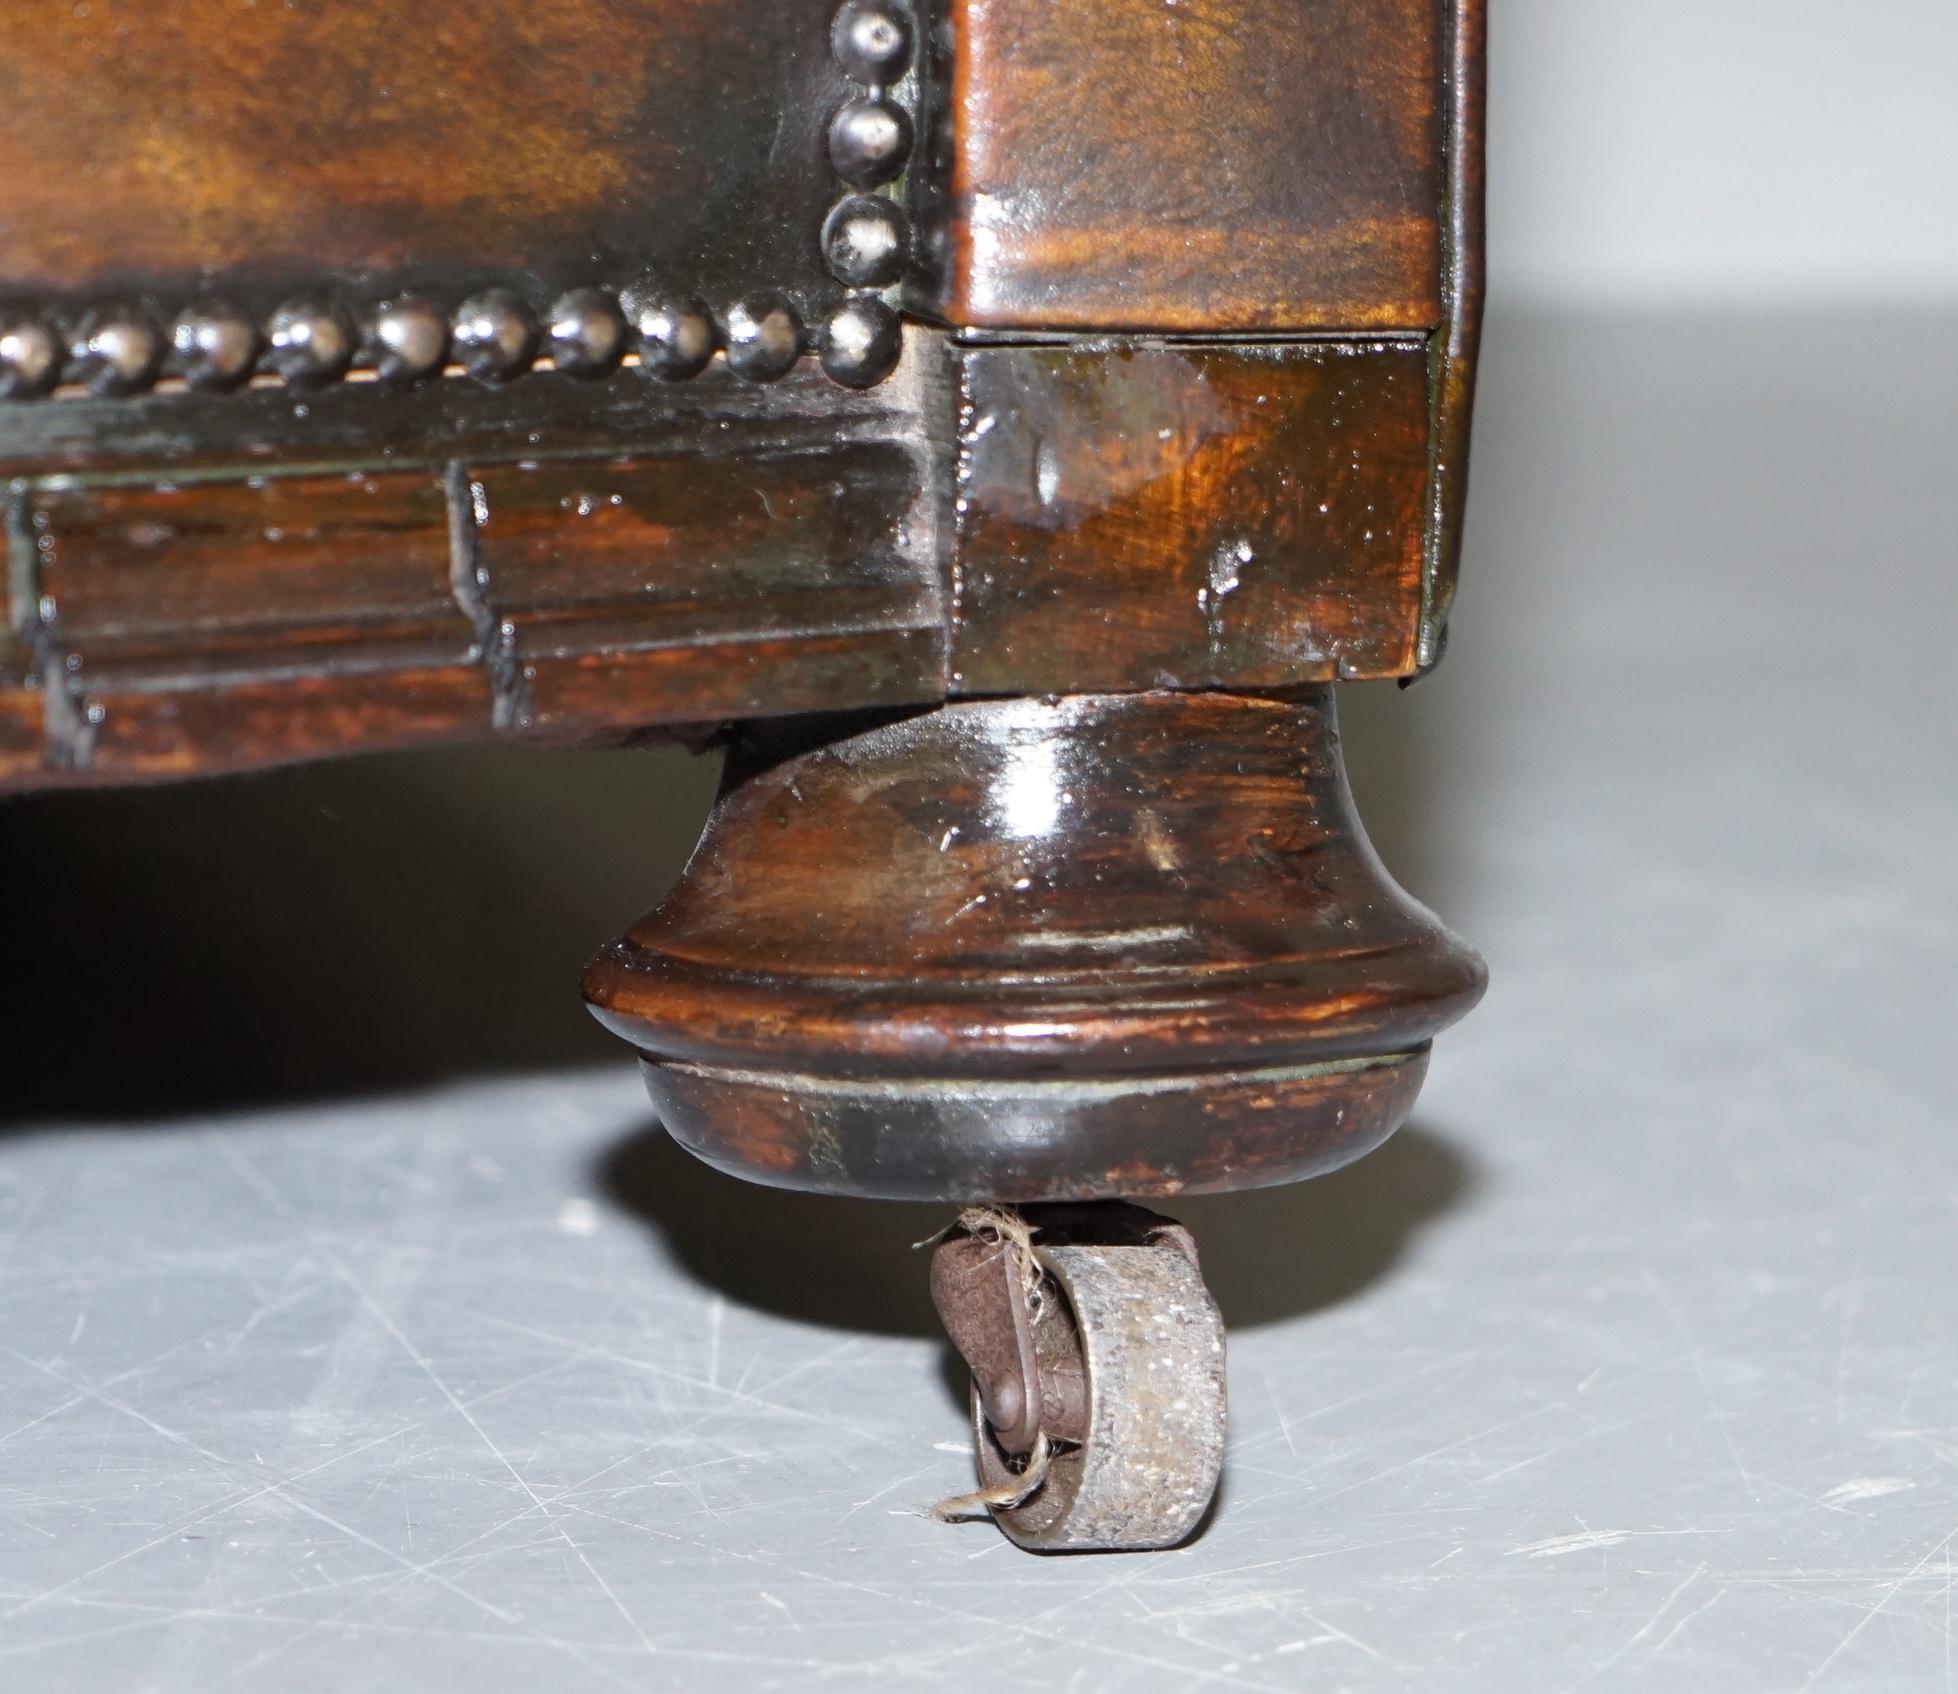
(2, 309), (1954, 1691)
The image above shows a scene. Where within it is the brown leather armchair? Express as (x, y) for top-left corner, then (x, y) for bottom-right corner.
(0, 0), (1485, 1551)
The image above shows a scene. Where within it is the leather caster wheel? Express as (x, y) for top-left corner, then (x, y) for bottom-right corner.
(932, 1203), (1227, 1553)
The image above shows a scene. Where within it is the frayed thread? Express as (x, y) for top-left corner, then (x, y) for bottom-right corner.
(932, 1433), (1054, 1521)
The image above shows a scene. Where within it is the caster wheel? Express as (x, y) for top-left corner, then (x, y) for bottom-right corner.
(931, 1203), (1227, 1552)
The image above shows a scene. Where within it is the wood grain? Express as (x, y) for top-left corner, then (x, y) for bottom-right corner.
(0, 633), (40, 768)
(0, 356), (926, 480)
(24, 471), (482, 779)
(587, 690), (1485, 1077)
(466, 444), (942, 734)
(586, 689), (1485, 1196)
(950, 340), (1433, 694)
(0, 378), (948, 786)
(36, 473), (466, 671)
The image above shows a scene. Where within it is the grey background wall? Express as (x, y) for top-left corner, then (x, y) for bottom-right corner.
(1491, 0), (1958, 305)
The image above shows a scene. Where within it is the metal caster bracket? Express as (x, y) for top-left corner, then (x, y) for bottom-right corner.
(930, 1202), (1227, 1552)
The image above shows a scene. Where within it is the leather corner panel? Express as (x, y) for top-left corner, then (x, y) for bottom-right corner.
(915, 0), (1446, 331)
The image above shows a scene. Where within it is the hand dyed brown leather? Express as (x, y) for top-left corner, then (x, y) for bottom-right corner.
(0, 0), (1489, 1553)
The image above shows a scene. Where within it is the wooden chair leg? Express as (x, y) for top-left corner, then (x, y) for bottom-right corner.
(584, 686), (1485, 1546)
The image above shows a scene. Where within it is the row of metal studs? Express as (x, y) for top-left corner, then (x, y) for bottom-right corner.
(0, 281), (909, 403)
(818, 0), (915, 386)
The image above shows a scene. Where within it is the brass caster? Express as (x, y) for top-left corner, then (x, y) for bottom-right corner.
(931, 1202), (1227, 1552)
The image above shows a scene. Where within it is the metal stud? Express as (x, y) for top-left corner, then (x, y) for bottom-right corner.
(547, 287), (628, 380)
(828, 96), (912, 188)
(266, 297), (354, 388)
(723, 295), (804, 382)
(0, 253), (903, 400)
(171, 301), (260, 392)
(69, 307), (164, 397)
(364, 296), (451, 384)
(823, 195), (910, 289)
(0, 314), (62, 399)
(831, 0), (912, 85)
(819, 296), (902, 388)
(452, 289), (539, 383)
(622, 288), (718, 380)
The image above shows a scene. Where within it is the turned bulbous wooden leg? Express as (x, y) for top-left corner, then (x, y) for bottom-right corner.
(584, 687), (1485, 1548)
(585, 687), (1483, 1199)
